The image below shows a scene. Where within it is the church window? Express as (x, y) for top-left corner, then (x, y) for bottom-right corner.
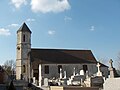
(23, 34), (25, 42)
(83, 65), (88, 73)
(23, 65), (26, 73)
(44, 65), (49, 74)
(58, 65), (62, 73)
(0, 66), (2, 72)
(17, 46), (20, 50)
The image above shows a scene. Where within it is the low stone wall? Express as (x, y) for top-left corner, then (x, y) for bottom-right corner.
(50, 86), (99, 90)
(0, 84), (23, 90)
(103, 78), (120, 90)
(0, 84), (7, 90)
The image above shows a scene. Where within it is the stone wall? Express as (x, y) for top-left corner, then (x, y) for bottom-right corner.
(103, 78), (120, 90)
(50, 86), (99, 90)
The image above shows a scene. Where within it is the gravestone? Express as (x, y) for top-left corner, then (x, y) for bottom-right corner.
(33, 77), (36, 84)
(63, 71), (67, 79)
(73, 67), (76, 76)
(60, 68), (62, 79)
(96, 62), (102, 76)
(80, 70), (85, 75)
(91, 76), (104, 87)
(109, 59), (114, 78)
(8, 81), (16, 90)
(44, 78), (49, 86)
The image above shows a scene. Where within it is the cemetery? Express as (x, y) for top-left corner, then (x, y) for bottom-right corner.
(0, 23), (120, 90)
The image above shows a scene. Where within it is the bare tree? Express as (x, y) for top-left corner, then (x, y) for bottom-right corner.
(2, 60), (15, 75)
(117, 53), (120, 70)
(97, 57), (109, 65)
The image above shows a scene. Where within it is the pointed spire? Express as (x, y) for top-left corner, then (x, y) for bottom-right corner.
(17, 22), (32, 33)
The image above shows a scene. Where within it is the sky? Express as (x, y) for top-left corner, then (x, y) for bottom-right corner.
(0, 0), (120, 67)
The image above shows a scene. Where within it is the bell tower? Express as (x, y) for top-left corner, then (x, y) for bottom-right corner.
(16, 23), (31, 81)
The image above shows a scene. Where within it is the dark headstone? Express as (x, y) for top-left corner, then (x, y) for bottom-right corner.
(91, 76), (104, 87)
(8, 81), (16, 90)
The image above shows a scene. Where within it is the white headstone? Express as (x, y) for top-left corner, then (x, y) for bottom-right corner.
(33, 77), (36, 84)
(60, 68), (62, 79)
(64, 71), (67, 79)
(44, 78), (49, 86)
(73, 67), (76, 76)
(80, 70), (85, 75)
(39, 64), (42, 87)
(86, 71), (89, 78)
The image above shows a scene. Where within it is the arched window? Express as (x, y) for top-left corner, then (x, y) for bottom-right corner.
(44, 65), (49, 74)
(23, 65), (26, 73)
(23, 34), (25, 42)
(83, 65), (88, 73)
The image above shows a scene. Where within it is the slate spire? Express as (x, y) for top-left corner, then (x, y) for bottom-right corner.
(17, 22), (32, 33)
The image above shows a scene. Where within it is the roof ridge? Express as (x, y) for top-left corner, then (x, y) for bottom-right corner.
(31, 48), (91, 51)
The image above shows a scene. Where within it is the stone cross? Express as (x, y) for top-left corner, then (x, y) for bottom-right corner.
(109, 59), (113, 68)
(96, 62), (102, 76)
(109, 59), (114, 78)
(60, 68), (62, 79)
(97, 62), (100, 72)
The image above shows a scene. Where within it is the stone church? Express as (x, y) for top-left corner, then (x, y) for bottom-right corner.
(16, 23), (108, 86)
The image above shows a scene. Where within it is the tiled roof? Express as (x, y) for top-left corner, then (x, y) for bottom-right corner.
(30, 48), (97, 64)
(17, 23), (31, 33)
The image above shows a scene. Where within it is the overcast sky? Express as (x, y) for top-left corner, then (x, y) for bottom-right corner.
(0, 0), (120, 67)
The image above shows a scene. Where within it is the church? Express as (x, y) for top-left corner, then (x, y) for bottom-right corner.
(16, 23), (108, 86)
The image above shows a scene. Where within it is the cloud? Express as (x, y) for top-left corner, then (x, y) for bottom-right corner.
(0, 28), (11, 36)
(10, 0), (27, 9)
(8, 24), (19, 27)
(26, 18), (35, 22)
(90, 26), (95, 31)
(31, 0), (71, 13)
(0, 23), (20, 36)
(48, 30), (56, 35)
(64, 16), (72, 23)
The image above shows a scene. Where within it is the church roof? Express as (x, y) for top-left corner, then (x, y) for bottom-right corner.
(30, 48), (97, 64)
(99, 62), (108, 67)
(17, 23), (32, 33)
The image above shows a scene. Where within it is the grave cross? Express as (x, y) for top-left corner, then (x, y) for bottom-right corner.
(109, 59), (113, 68)
(96, 62), (102, 76)
(109, 59), (114, 78)
(97, 62), (101, 72)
